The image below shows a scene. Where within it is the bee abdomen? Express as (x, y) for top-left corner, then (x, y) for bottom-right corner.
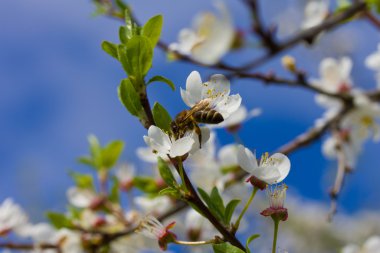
(193, 110), (224, 124)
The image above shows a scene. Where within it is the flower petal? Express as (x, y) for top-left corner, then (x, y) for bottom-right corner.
(169, 136), (195, 157)
(147, 126), (171, 150)
(268, 153), (291, 183)
(251, 166), (281, 185)
(237, 145), (258, 174)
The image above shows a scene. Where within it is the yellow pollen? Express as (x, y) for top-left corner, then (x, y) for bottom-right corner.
(361, 115), (374, 127)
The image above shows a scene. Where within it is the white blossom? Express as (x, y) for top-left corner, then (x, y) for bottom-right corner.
(134, 196), (173, 216)
(66, 187), (98, 208)
(143, 125), (195, 158)
(115, 164), (135, 185)
(365, 43), (380, 89)
(342, 236), (380, 253)
(180, 71), (241, 120)
(210, 106), (261, 129)
(237, 145), (291, 185)
(0, 198), (28, 236)
(53, 229), (82, 253)
(169, 0), (234, 65)
(302, 0), (329, 29)
(313, 57), (353, 109)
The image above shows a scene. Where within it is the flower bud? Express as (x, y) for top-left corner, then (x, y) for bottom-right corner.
(281, 56), (296, 73)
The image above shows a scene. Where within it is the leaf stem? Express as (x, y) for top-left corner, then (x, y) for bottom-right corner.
(234, 187), (258, 230)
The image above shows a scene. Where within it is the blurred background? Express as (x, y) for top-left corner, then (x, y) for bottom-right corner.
(0, 0), (379, 240)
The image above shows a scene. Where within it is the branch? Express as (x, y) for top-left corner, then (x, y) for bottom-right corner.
(0, 242), (59, 251)
(238, 2), (367, 71)
(328, 130), (352, 221)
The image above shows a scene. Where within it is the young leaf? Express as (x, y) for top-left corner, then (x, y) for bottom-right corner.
(46, 212), (73, 229)
(213, 243), (245, 253)
(147, 75), (175, 91)
(118, 78), (143, 116)
(142, 15), (163, 46)
(119, 26), (128, 44)
(224, 199), (241, 225)
(109, 177), (120, 203)
(124, 8), (136, 38)
(159, 187), (180, 198)
(245, 234), (260, 253)
(198, 187), (225, 222)
(69, 172), (94, 189)
(125, 36), (154, 78)
(210, 187), (225, 215)
(101, 41), (118, 60)
(115, 0), (128, 10)
(133, 176), (160, 194)
(101, 140), (124, 169)
(157, 157), (176, 187)
(152, 102), (172, 132)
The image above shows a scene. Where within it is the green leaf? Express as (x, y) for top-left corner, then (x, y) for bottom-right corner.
(210, 187), (225, 214)
(198, 187), (224, 222)
(119, 26), (128, 44)
(124, 8), (136, 36)
(245, 234), (260, 253)
(142, 15), (163, 46)
(115, 0), (128, 10)
(109, 177), (120, 203)
(125, 36), (154, 78)
(77, 156), (95, 167)
(157, 157), (176, 187)
(46, 212), (73, 229)
(213, 243), (245, 253)
(118, 78), (144, 116)
(69, 172), (94, 189)
(367, 0), (380, 13)
(224, 199), (241, 225)
(101, 41), (118, 60)
(147, 75), (175, 91)
(159, 187), (180, 198)
(133, 176), (160, 194)
(152, 102), (172, 132)
(88, 135), (101, 159)
(101, 140), (124, 169)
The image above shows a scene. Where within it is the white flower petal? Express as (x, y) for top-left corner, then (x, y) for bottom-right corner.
(67, 187), (95, 208)
(251, 166), (281, 185)
(169, 136), (195, 157)
(268, 153), (291, 183)
(237, 145), (258, 174)
(148, 126), (172, 150)
(216, 94), (242, 119)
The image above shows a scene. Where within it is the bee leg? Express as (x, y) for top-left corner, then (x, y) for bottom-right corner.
(194, 124), (202, 148)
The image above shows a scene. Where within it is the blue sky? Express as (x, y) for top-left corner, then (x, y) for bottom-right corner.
(0, 0), (380, 221)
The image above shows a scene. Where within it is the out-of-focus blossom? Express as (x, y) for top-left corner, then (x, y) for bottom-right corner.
(143, 125), (195, 158)
(180, 71), (241, 120)
(53, 229), (82, 253)
(302, 0), (329, 29)
(17, 223), (56, 242)
(365, 43), (380, 89)
(116, 164), (135, 191)
(342, 236), (380, 253)
(134, 196), (173, 216)
(237, 145), (291, 185)
(66, 187), (100, 209)
(313, 57), (353, 108)
(169, 1), (234, 65)
(210, 106), (261, 131)
(185, 209), (215, 241)
(0, 198), (28, 236)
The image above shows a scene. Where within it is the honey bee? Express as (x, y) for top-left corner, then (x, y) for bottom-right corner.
(170, 101), (224, 148)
